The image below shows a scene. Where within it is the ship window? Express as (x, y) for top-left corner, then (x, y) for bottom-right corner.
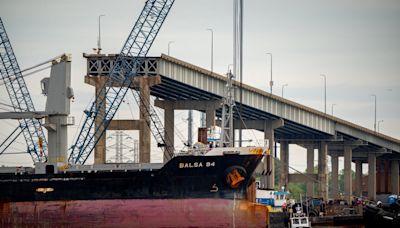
(46, 165), (54, 174)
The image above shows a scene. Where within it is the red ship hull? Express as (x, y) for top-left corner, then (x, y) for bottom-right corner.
(1, 198), (268, 227)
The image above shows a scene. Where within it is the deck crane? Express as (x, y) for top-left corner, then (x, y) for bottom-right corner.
(0, 17), (48, 162)
(69, 0), (175, 164)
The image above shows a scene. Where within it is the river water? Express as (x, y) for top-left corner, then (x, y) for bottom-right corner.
(314, 226), (364, 228)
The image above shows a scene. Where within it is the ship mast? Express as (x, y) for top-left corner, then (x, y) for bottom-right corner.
(220, 71), (235, 147)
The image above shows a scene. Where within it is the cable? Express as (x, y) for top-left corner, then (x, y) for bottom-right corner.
(0, 133), (26, 146)
(0, 101), (23, 111)
(0, 65), (51, 86)
(233, 104), (262, 147)
(0, 119), (19, 128)
(71, 94), (95, 146)
(0, 107), (13, 112)
(1, 152), (27, 155)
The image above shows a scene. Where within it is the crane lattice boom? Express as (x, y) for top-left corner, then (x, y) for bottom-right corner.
(69, 0), (175, 164)
(0, 17), (48, 162)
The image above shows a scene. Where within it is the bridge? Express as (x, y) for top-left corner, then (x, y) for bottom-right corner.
(84, 53), (400, 202)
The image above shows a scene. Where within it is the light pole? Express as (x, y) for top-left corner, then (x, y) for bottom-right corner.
(168, 41), (174, 55)
(320, 74), (327, 114)
(96, 14), (105, 54)
(266, 53), (273, 94)
(207, 28), (214, 73)
(372, 94), (377, 132)
(331, 103), (336, 116)
(281, 84), (288, 97)
(378, 120), (384, 132)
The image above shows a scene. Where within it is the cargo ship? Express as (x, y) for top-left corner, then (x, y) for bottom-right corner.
(0, 0), (269, 226)
(0, 54), (268, 227)
(0, 146), (269, 227)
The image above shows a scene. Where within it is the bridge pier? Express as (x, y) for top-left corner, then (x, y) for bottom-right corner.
(377, 159), (388, 193)
(330, 151), (339, 199)
(307, 145), (315, 197)
(368, 153), (377, 201)
(280, 141), (289, 189)
(93, 77), (107, 164)
(319, 142), (328, 201)
(344, 146), (353, 203)
(355, 160), (363, 197)
(163, 105), (174, 163)
(263, 124), (275, 189)
(391, 160), (399, 195)
(138, 76), (160, 163)
(264, 120), (284, 189)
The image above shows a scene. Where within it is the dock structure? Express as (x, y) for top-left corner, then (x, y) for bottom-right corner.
(84, 53), (400, 202)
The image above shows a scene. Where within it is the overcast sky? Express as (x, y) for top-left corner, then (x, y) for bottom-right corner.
(0, 0), (399, 170)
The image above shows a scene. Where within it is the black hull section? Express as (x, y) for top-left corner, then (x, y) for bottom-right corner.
(363, 204), (400, 228)
(0, 154), (262, 202)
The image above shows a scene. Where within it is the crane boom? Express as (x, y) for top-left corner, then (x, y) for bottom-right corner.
(69, 0), (175, 164)
(0, 17), (48, 162)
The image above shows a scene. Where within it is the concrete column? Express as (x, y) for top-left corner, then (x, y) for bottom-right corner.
(376, 160), (385, 193)
(263, 127), (275, 190)
(368, 153), (377, 201)
(331, 152), (339, 199)
(378, 160), (389, 193)
(163, 106), (174, 163)
(344, 146), (353, 203)
(355, 160), (363, 197)
(94, 79), (106, 164)
(255, 119), (283, 190)
(280, 141), (289, 189)
(306, 146), (314, 197)
(391, 160), (399, 195)
(318, 142), (328, 200)
(139, 77), (151, 163)
(205, 109), (216, 128)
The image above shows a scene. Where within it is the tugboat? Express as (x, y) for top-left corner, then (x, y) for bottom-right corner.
(256, 187), (291, 212)
(289, 202), (312, 228)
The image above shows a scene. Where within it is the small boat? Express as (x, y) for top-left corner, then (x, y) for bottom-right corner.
(255, 188), (290, 211)
(289, 203), (311, 228)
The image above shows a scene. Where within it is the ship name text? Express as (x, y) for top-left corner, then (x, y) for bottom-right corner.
(179, 162), (215, 169)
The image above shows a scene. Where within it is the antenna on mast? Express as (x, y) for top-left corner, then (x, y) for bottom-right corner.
(93, 14), (105, 54)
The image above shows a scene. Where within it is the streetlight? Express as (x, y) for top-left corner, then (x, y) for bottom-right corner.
(331, 103), (336, 116)
(378, 120), (384, 132)
(266, 53), (273, 94)
(320, 74), (327, 114)
(95, 14), (105, 54)
(372, 94), (377, 132)
(281, 84), (288, 98)
(168, 41), (174, 55)
(206, 28), (214, 73)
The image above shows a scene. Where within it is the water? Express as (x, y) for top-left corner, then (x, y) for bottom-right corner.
(314, 226), (364, 228)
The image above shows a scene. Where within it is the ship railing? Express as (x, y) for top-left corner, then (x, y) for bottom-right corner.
(66, 163), (164, 173)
